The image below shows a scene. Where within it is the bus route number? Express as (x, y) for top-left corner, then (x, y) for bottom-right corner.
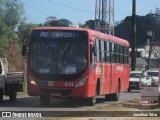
(40, 32), (48, 37)
(65, 82), (74, 87)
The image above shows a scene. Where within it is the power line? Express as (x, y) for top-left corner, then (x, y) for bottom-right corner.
(25, 13), (42, 23)
(27, 0), (63, 18)
(24, 0), (131, 24)
(47, 0), (94, 14)
(25, 0), (67, 24)
(25, 0), (50, 17)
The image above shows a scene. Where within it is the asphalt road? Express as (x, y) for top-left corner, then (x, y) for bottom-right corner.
(0, 91), (140, 111)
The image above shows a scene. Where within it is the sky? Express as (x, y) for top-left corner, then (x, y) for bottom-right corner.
(23, 0), (160, 25)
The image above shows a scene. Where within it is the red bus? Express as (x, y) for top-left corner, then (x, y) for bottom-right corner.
(23, 27), (130, 106)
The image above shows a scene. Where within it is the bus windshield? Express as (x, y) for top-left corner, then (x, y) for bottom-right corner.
(29, 30), (88, 80)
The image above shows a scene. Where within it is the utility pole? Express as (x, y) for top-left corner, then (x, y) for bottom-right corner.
(131, 0), (136, 71)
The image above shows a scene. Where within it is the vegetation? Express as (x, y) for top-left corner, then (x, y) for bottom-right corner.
(44, 16), (72, 27)
(79, 9), (160, 48)
(0, 0), (24, 71)
(0, 0), (37, 71)
(0, 0), (160, 71)
(115, 11), (160, 47)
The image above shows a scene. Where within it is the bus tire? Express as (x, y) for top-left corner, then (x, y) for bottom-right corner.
(40, 95), (51, 106)
(87, 97), (96, 106)
(112, 81), (120, 101)
(105, 94), (112, 101)
(9, 85), (17, 102)
(128, 88), (131, 92)
(0, 88), (3, 102)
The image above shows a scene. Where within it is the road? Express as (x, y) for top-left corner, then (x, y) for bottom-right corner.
(0, 91), (140, 111)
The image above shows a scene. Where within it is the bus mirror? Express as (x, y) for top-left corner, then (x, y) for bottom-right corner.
(22, 44), (26, 56)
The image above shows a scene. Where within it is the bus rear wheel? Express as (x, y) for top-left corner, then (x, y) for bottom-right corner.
(105, 94), (112, 101)
(112, 82), (120, 101)
(128, 88), (131, 92)
(40, 95), (51, 106)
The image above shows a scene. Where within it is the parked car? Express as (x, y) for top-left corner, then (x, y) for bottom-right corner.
(145, 70), (159, 81)
(0, 58), (24, 102)
(128, 71), (144, 92)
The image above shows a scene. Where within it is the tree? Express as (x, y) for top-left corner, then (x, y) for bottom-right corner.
(1, 0), (24, 29)
(79, 19), (95, 29)
(0, 0), (24, 71)
(44, 16), (72, 27)
(115, 11), (160, 47)
(18, 22), (37, 42)
(58, 19), (72, 27)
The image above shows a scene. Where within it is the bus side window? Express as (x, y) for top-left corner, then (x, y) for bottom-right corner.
(106, 41), (110, 62)
(111, 42), (115, 63)
(104, 41), (107, 62)
(115, 44), (119, 63)
(120, 45), (123, 64)
(90, 44), (95, 72)
(126, 47), (129, 64)
(100, 40), (104, 62)
(109, 42), (112, 63)
(96, 39), (100, 62)
(0, 62), (2, 74)
(122, 46), (125, 64)
(124, 47), (128, 64)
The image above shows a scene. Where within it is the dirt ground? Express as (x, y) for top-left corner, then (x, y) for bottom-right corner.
(38, 99), (160, 120)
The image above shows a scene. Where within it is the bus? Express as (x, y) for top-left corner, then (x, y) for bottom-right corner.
(22, 27), (130, 106)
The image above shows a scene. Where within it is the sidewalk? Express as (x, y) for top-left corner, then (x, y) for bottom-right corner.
(39, 99), (160, 120)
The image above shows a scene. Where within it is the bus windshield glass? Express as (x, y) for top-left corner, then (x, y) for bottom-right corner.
(29, 30), (88, 79)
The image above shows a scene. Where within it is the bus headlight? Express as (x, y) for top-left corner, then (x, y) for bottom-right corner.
(75, 76), (88, 88)
(28, 75), (37, 86)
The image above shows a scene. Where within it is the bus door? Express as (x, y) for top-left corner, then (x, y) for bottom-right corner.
(109, 42), (114, 93)
(95, 39), (106, 95)
(104, 41), (112, 94)
(99, 40), (110, 95)
(139, 76), (159, 102)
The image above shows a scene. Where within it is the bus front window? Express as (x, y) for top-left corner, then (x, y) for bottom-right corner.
(29, 30), (88, 79)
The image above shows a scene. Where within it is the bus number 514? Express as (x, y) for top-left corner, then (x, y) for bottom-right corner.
(65, 82), (74, 87)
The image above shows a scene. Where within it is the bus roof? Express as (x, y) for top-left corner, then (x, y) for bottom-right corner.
(32, 27), (129, 47)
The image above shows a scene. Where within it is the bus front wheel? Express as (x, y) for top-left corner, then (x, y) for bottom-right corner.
(40, 95), (51, 106)
(9, 85), (17, 102)
(0, 88), (3, 102)
(87, 97), (96, 106)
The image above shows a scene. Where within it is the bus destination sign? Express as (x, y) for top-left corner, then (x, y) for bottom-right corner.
(39, 31), (76, 38)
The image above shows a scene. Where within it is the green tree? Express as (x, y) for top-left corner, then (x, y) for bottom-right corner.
(18, 22), (37, 42)
(79, 19), (95, 29)
(115, 10), (160, 47)
(44, 16), (72, 27)
(58, 19), (72, 27)
(0, 0), (24, 71)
